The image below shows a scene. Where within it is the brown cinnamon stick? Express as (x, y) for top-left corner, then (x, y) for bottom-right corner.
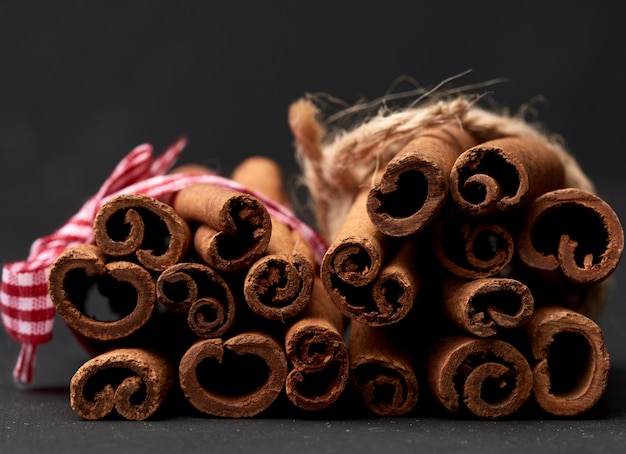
(232, 157), (316, 321)
(321, 188), (389, 289)
(94, 193), (191, 271)
(284, 278), (349, 411)
(517, 188), (624, 285)
(156, 262), (237, 338)
(442, 276), (534, 337)
(178, 331), (288, 418)
(70, 348), (175, 420)
(348, 321), (419, 416)
(525, 306), (610, 416)
(450, 137), (565, 216)
(367, 126), (477, 237)
(49, 244), (156, 342)
(433, 209), (515, 279)
(171, 183), (272, 271)
(323, 237), (420, 325)
(427, 336), (533, 419)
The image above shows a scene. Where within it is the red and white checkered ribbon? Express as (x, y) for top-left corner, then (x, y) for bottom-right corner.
(1, 137), (328, 386)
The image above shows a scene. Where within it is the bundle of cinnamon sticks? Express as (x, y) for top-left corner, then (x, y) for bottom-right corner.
(48, 122), (622, 421)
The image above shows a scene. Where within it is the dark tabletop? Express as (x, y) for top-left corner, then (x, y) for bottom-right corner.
(2, 2), (626, 453)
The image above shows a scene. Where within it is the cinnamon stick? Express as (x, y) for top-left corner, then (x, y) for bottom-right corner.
(348, 321), (419, 416)
(94, 193), (191, 271)
(49, 244), (156, 342)
(367, 126), (478, 237)
(323, 237), (420, 325)
(284, 278), (349, 411)
(442, 276), (534, 337)
(321, 188), (389, 289)
(178, 331), (288, 418)
(171, 183), (272, 271)
(427, 336), (533, 419)
(450, 137), (565, 216)
(517, 188), (624, 285)
(70, 348), (175, 420)
(525, 306), (610, 416)
(432, 209), (515, 279)
(232, 157), (316, 321)
(156, 262), (237, 338)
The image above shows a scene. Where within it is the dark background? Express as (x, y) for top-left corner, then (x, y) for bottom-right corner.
(1, 1), (625, 452)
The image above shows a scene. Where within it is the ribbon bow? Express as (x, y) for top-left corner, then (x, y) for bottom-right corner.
(1, 138), (327, 386)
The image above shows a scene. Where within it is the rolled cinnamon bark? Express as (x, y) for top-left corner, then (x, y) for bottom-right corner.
(49, 244), (156, 342)
(232, 157), (316, 321)
(525, 306), (610, 416)
(348, 321), (419, 416)
(70, 348), (175, 420)
(94, 193), (191, 271)
(171, 183), (272, 271)
(427, 336), (533, 419)
(517, 188), (624, 285)
(156, 262), (237, 338)
(433, 209), (515, 279)
(284, 278), (349, 411)
(442, 276), (534, 337)
(367, 126), (478, 237)
(179, 331), (288, 418)
(450, 137), (565, 216)
(321, 188), (389, 289)
(323, 237), (420, 325)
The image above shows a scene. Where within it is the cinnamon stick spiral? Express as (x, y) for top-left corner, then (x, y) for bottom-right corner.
(517, 188), (624, 285)
(49, 244), (156, 342)
(70, 348), (175, 420)
(450, 137), (565, 216)
(156, 262), (236, 338)
(367, 126), (477, 236)
(94, 193), (191, 271)
(427, 336), (533, 419)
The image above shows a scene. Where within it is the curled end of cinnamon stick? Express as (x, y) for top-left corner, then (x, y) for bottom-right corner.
(427, 336), (533, 419)
(288, 97), (324, 164)
(94, 194), (191, 271)
(367, 127), (477, 237)
(443, 276), (534, 337)
(49, 244), (156, 342)
(526, 306), (610, 416)
(70, 348), (175, 420)
(450, 137), (565, 216)
(179, 332), (288, 418)
(433, 210), (515, 279)
(156, 262), (236, 338)
(517, 188), (624, 285)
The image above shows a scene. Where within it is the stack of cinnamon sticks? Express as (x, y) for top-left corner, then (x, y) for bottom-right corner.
(323, 127), (623, 419)
(49, 157), (348, 420)
(48, 127), (623, 421)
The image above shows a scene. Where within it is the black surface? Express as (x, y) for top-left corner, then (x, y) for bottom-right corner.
(2, 1), (626, 453)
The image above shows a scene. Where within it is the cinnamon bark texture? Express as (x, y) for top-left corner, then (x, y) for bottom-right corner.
(178, 331), (288, 418)
(442, 276), (534, 337)
(284, 278), (349, 411)
(49, 244), (156, 342)
(427, 336), (533, 419)
(432, 209), (515, 279)
(517, 188), (624, 285)
(323, 235), (420, 325)
(171, 183), (272, 271)
(367, 126), (478, 237)
(450, 137), (565, 216)
(348, 322), (419, 416)
(525, 306), (610, 416)
(70, 348), (175, 420)
(156, 262), (237, 338)
(94, 194), (191, 271)
(233, 157), (315, 321)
